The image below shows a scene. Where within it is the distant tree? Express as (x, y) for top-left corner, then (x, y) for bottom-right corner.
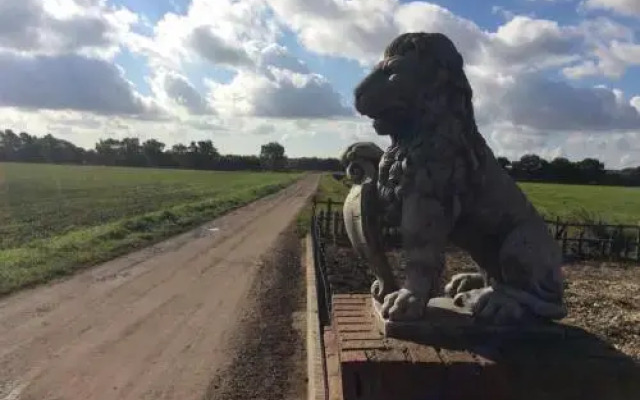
(39, 134), (58, 163)
(0, 130), (87, 164)
(0, 129), (20, 161)
(171, 143), (188, 154)
(2, 128), (639, 185)
(196, 140), (219, 157)
(496, 157), (511, 170)
(142, 139), (166, 166)
(287, 157), (342, 171)
(95, 139), (122, 165)
(549, 157), (577, 183)
(260, 142), (287, 171)
(39, 134), (85, 164)
(577, 158), (605, 184)
(168, 143), (190, 168)
(214, 154), (262, 171)
(520, 154), (543, 174)
(166, 140), (220, 169)
(17, 132), (40, 161)
(182, 140), (219, 169)
(121, 137), (142, 166)
(512, 154), (548, 180)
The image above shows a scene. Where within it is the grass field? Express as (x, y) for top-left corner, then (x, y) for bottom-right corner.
(315, 175), (640, 224)
(0, 162), (301, 295)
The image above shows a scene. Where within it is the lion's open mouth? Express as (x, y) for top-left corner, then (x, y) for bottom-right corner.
(368, 106), (414, 137)
(364, 105), (408, 121)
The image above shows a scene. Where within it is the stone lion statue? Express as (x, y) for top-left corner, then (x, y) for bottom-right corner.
(342, 32), (566, 325)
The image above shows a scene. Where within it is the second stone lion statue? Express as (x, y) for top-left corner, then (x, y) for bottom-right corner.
(342, 32), (566, 325)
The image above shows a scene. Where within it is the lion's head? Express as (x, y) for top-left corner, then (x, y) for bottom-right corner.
(339, 142), (384, 184)
(354, 32), (474, 140)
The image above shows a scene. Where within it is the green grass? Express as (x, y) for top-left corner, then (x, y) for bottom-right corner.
(519, 183), (640, 224)
(0, 162), (301, 295)
(295, 173), (352, 237)
(314, 173), (351, 203)
(312, 175), (640, 225)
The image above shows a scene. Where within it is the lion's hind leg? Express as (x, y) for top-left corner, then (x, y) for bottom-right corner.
(452, 219), (566, 324)
(497, 218), (567, 320)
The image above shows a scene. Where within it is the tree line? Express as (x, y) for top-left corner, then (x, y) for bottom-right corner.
(497, 154), (640, 186)
(0, 129), (341, 172)
(1, 129), (638, 185)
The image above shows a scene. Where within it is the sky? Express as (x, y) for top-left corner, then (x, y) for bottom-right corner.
(0, 0), (640, 168)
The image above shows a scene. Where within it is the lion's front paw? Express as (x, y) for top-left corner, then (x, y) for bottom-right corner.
(454, 287), (525, 325)
(381, 289), (427, 321)
(444, 272), (486, 297)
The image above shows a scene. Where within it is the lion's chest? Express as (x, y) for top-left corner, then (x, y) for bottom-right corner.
(376, 135), (474, 231)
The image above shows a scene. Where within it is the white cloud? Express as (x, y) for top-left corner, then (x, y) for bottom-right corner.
(490, 16), (580, 70)
(130, 0), (279, 70)
(267, 0), (640, 78)
(0, 0), (160, 117)
(149, 70), (213, 115)
(492, 6), (517, 21)
(484, 122), (549, 155)
(258, 44), (309, 74)
(125, 0), (355, 122)
(563, 37), (640, 79)
(265, 0), (640, 165)
(0, 52), (160, 116)
(208, 68), (352, 118)
(483, 122), (640, 168)
(268, 1), (583, 71)
(584, 0), (640, 17)
(0, 0), (351, 131)
(188, 26), (254, 68)
(0, 0), (137, 58)
(1, 0), (639, 168)
(268, 0), (400, 65)
(130, 0), (354, 120)
(475, 72), (640, 131)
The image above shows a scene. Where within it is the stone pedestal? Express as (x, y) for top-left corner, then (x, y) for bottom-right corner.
(325, 294), (640, 400)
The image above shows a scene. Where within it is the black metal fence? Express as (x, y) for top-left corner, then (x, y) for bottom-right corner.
(313, 198), (640, 263)
(310, 204), (333, 326)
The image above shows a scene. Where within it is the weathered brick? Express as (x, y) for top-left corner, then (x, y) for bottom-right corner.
(340, 339), (386, 351)
(340, 349), (368, 363)
(340, 332), (383, 341)
(336, 325), (373, 333)
(334, 316), (371, 325)
(333, 310), (368, 318)
(332, 304), (366, 311)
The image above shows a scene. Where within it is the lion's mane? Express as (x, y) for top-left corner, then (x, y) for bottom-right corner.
(375, 32), (489, 221)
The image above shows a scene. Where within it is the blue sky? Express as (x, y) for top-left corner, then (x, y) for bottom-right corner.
(0, 0), (639, 167)
(113, 0), (640, 104)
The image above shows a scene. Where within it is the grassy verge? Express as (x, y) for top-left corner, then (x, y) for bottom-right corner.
(295, 173), (350, 237)
(0, 163), (300, 295)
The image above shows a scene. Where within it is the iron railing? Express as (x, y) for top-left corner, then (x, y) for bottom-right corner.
(310, 202), (333, 326)
(313, 198), (640, 263)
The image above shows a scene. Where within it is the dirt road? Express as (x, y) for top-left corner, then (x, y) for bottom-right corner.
(0, 175), (319, 400)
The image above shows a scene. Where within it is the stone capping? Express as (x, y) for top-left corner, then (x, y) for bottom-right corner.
(329, 294), (510, 400)
(328, 294), (640, 400)
(305, 235), (328, 400)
